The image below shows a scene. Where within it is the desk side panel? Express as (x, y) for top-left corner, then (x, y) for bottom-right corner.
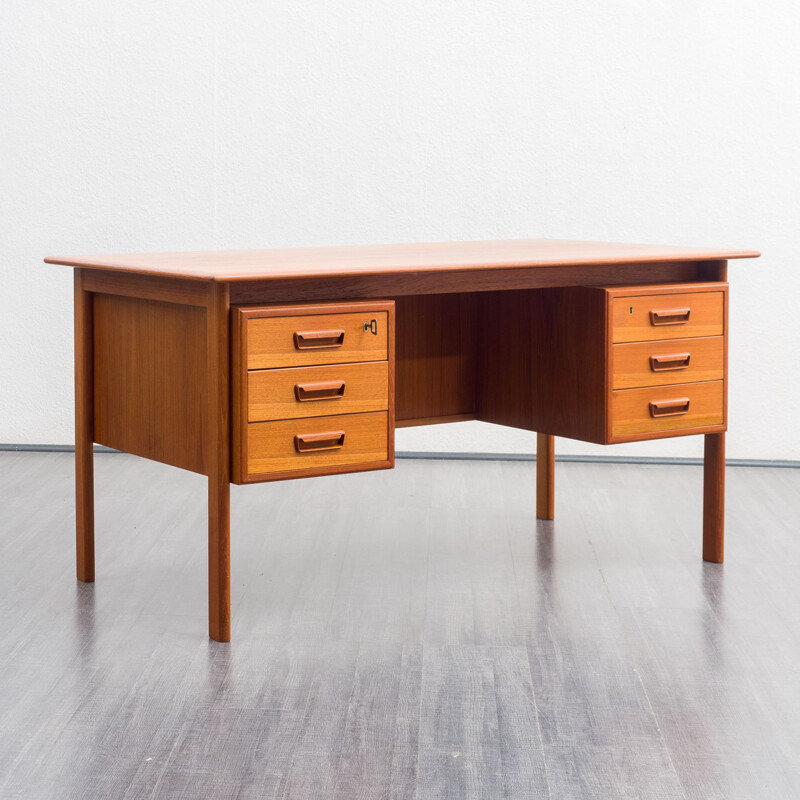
(477, 290), (534, 431)
(92, 293), (208, 474)
(478, 288), (607, 443)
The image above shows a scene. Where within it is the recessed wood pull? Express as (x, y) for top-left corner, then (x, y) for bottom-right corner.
(649, 398), (691, 418)
(294, 380), (346, 402)
(294, 431), (346, 452)
(293, 329), (345, 350)
(649, 353), (691, 372)
(650, 308), (691, 326)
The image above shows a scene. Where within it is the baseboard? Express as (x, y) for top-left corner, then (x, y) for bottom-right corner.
(1, 443), (798, 469)
(0, 443), (120, 454)
(396, 451), (800, 468)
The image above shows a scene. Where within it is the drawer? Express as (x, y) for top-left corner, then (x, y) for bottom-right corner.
(611, 381), (724, 438)
(248, 361), (389, 422)
(247, 310), (388, 369)
(612, 291), (724, 343)
(612, 336), (724, 390)
(247, 411), (389, 477)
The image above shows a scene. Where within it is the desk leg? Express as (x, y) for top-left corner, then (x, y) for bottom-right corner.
(74, 270), (95, 582)
(207, 283), (231, 642)
(703, 432), (725, 563)
(536, 433), (555, 520)
(208, 474), (230, 641)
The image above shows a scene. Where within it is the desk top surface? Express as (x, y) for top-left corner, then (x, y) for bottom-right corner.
(45, 238), (759, 282)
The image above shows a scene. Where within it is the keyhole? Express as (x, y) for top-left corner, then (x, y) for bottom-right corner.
(629, 306), (634, 315)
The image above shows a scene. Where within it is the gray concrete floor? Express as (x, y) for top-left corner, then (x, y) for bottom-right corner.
(1, 451), (799, 799)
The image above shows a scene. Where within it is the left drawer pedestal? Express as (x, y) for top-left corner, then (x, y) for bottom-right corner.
(232, 301), (395, 484)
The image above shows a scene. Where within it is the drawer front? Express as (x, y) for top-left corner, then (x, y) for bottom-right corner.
(612, 291), (724, 343)
(247, 311), (388, 369)
(248, 361), (389, 422)
(247, 411), (389, 476)
(611, 381), (724, 438)
(612, 336), (724, 390)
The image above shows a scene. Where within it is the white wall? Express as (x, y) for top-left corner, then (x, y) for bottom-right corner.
(2, 0), (798, 459)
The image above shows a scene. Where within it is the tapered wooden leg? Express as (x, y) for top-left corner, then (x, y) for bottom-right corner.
(703, 432), (725, 563)
(207, 282), (231, 642)
(74, 270), (95, 582)
(536, 433), (555, 520)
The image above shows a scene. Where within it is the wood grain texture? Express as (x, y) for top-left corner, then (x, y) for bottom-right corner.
(279, 642), (360, 798)
(92, 293), (208, 474)
(697, 259), (728, 282)
(479, 282), (728, 446)
(536, 433), (555, 521)
(232, 300), (395, 485)
(722, 278), (730, 438)
(45, 238), (759, 280)
(388, 645), (424, 800)
(396, 413), (476, 429)
(606, 282), (729, 444)
(4, 452), (800, 798)
(703, 432), (725, 563)
(395, 293), (478, 423)
(231, 302), (248, 485)
(246, 309), (388, 369)
(490, 647), (550, 797)
(56, 243), (746, 649)
(331, 642), (406, 799)
(477, 289), (534, 432)
(479, 287), (608, 444)
(611, 289), (724, 343)
(227, 261), (707, 304)
(248, 361), (389, 422)
(603, 281), (728, 298)
(611, 380), (724, 438)
(207, 281), (231, 642)
(417, 645), (503, 798)
(74, 269), (95, 582)
(81, 268), (209, 306)
(530, 286), (609, 443)
(612, 336), (724, 389)
(247, 412), (389, 477)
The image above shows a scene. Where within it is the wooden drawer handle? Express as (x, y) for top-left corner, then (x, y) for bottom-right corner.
(293, 329), (345, 350)
(649, 398), (691, 418)
(649, 353), (691, 372)
(294, 380), (346, 402)
(294, 430), (346, 452)
(650, 308), (691, 326)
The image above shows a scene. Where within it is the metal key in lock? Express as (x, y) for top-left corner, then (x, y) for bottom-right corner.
(363, 319), (378, 335)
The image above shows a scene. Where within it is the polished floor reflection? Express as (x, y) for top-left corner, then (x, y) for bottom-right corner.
(1, 451), (799, 799)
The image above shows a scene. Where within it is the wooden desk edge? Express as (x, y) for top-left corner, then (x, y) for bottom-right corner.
(45, 254), (763, 282)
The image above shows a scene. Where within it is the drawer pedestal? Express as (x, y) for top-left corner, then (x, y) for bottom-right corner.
(232, 301), (395, 484)
(479, 282), (728, 445)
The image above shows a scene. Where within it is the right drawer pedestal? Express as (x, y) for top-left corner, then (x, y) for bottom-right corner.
(496, 282), (729, 445)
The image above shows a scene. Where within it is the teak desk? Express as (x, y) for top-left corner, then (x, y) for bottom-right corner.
(46, 239), (760, 641)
